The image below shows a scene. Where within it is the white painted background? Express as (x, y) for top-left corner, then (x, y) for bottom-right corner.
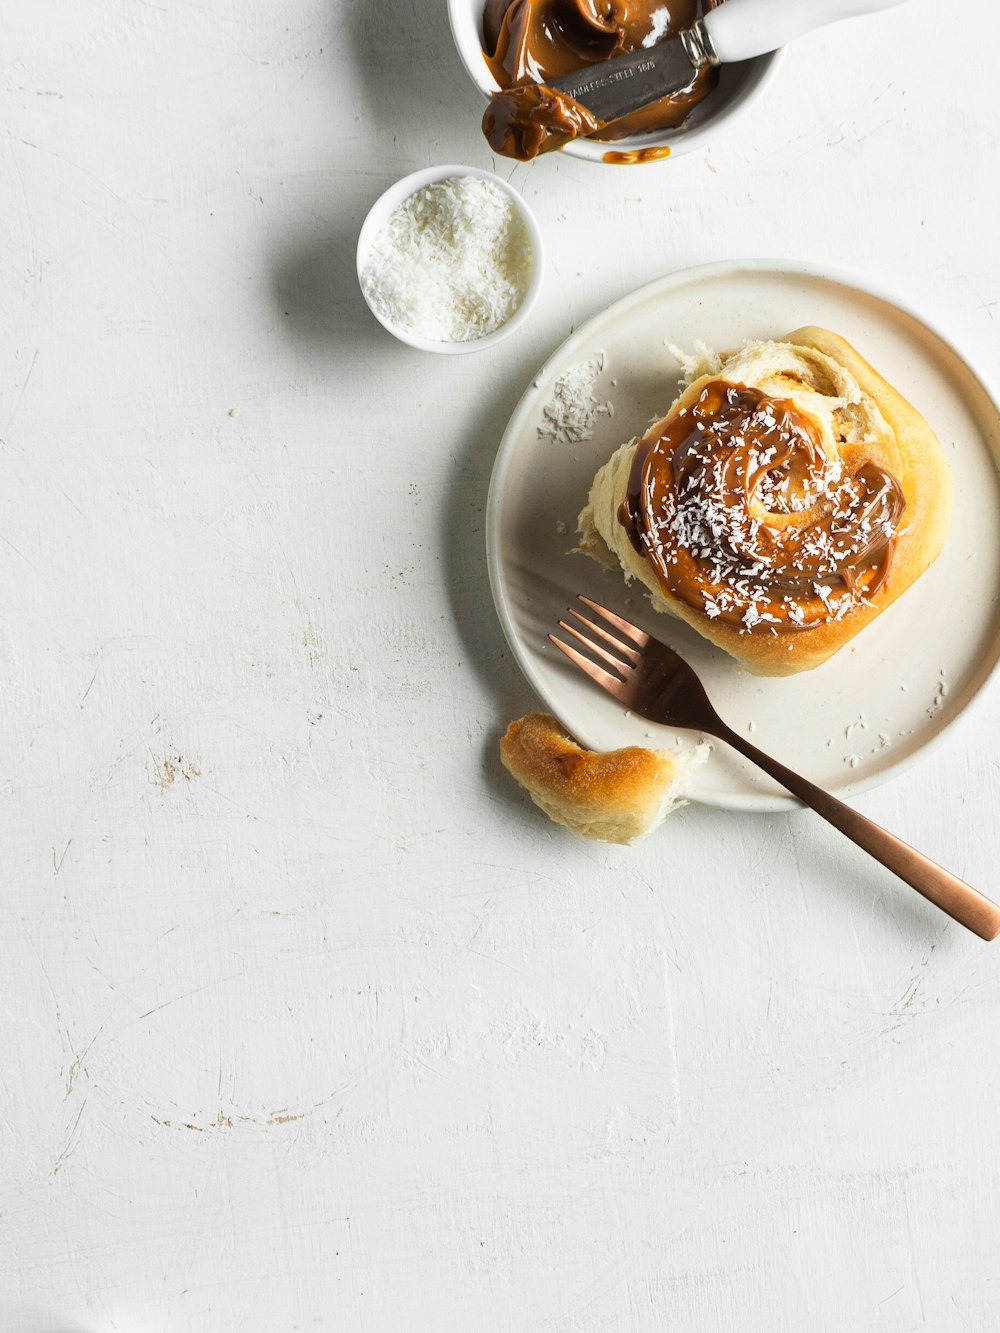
(3, 1), (1000, 1329)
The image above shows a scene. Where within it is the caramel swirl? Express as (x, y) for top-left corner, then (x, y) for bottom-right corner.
(618, 381), (906, 633)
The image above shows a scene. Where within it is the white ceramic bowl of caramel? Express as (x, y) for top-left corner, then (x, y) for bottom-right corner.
(448, 0), (783, 165)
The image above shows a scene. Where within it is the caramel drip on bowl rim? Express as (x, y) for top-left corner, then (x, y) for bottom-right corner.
(619, 380), (906, 634)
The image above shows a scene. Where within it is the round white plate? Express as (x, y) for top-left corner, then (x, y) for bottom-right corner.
(486, 260), (1000, 812)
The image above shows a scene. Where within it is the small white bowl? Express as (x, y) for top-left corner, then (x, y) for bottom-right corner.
(356, 164), (544, 354)
(446, 0), (783, 164)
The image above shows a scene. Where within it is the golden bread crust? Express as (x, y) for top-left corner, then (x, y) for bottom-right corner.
(499, 713), (697, 844)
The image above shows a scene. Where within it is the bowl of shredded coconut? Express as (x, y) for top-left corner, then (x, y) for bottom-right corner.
(356, 165), (544, 354)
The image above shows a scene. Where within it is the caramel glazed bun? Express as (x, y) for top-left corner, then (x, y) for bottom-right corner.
(578, 327), (953, 676)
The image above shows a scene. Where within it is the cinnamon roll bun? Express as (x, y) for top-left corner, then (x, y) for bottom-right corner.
(578, 328), (952, 675)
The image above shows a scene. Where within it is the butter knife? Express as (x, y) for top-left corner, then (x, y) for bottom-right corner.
(549, 0), (913, 125)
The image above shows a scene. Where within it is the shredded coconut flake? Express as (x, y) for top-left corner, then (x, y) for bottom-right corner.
(538, 352), (613, 445)
(361, 176), (532, 343)
(927, 671), (949, 718)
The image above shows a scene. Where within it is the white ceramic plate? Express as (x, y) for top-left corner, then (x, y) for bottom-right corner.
(486, 260), (1000, 812)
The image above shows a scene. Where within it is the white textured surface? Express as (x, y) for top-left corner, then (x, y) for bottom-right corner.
(2, 1), (1000, 1330)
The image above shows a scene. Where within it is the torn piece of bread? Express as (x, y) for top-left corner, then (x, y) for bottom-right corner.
(499, 713), (705, 845)
(578, 327), (953, 676)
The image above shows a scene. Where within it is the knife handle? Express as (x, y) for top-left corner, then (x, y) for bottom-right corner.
(702, 0), (912, 65)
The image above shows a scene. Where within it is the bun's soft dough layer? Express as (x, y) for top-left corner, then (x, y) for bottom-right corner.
(499, 713), (704, 844)
(578, 327), (953, 676)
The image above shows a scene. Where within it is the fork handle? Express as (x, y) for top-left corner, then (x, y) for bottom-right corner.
(715, 725), (1000, 941)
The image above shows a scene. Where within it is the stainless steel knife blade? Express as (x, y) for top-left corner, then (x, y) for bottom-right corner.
(547, 36), (703, 124)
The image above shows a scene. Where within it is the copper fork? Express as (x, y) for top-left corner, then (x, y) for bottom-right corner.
(551, 595), (1000, 941)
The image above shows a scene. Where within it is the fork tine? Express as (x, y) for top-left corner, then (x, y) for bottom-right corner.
(548, 634), (628, 696)
(567, 607), (640, 663)
(578, 595), (650, 648)
(558, 618), (635, 675)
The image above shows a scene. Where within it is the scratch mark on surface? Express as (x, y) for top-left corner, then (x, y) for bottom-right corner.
(903, 1190), (927, 1321)
(882, 975), (926, 1034)
(66, 1026), (102, 1097)
(413, 1056), (448, 1081)
(52, 1099), (87, 1174)
(464, 947), (522, 974)
(17, 139), (125, 203)
(470, 861), (564, 887)
(149, 754), (201, 788)
(138, 982), (216, 1020)
(3, 346), (39, 433)
(247, 474), (300, 597)
(0, 529), (32, 564)
(52, 838), (73, 875)
(879, 1286), (904, 1306)
(300, 619), (326, 668)
(464, 897), (494, 950)
(87, 960), (118, 993)
(79, 667), (99, 707)
(149, 1090), (347, 1135)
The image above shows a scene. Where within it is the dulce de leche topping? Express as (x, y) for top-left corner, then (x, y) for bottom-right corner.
(482, 0), (719, 159)
(602, 144), (671, 163)
(619, 381), (907, 634)
(484, 83), (602, 159)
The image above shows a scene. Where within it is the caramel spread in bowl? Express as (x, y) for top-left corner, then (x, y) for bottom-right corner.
(619, 380), (906, 633)
(481, 0), (719, 159)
